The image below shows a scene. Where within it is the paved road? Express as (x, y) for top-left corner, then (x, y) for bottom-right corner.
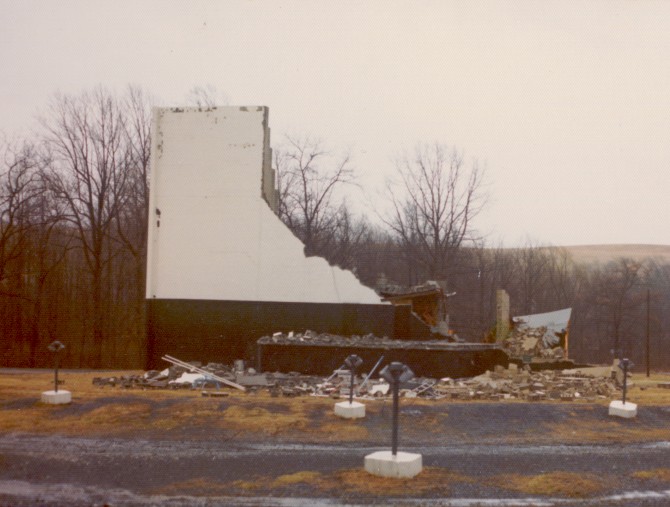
(1, 434), (670, 506)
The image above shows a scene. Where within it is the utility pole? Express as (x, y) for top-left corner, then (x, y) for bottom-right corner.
(646, 288), (650, 377)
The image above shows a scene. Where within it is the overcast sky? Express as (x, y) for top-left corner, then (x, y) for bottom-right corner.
(2, 0), (669, 247)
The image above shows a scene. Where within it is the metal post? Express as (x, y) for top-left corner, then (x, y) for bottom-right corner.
(344, 355), (363, 405)
(54, 353), (59, 393)
(619, 358), (633, 405)
(646, 288), (650, 378)
(381, 362), (415, 457)
(47, 341), (65, 393)
(391, 376), (399, 455)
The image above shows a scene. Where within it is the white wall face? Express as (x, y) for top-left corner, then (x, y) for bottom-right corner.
(146, 106), (384, 305)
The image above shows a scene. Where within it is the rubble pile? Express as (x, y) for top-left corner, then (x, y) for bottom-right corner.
(262, 330), (387, 346)
(260, 330), (494, 350)
(503, 326), (566, 360)
(92, 362), (322, 393)
(429, 364), (618, 401)
(93, 361), (620, 403)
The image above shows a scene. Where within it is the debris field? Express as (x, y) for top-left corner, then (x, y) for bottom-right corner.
(93, 358), (620, 402)
(502, 325), (566, 360)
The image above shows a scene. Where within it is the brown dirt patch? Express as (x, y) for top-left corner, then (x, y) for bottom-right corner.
(488, 471), (610, 497)
(151, 467), (473, 497)
(632, 468), (670, 482)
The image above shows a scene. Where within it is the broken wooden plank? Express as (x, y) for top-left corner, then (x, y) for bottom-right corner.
(162, 354), (246, 391)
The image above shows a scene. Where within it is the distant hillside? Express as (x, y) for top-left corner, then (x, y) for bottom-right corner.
(562, 244), (670, 265)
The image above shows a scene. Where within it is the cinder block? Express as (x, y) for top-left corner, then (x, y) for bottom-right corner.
(364, 450), (422, 478)
(41, 390), (72, 405)
(334, 401), (365, 419)
(609, 400), (637, 418)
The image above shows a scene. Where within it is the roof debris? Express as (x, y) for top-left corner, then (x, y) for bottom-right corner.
(504, 308), (571, 360)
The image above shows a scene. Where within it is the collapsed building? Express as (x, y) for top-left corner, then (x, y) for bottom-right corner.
(495, 289), (576, 369)
(506, 308), (572, 360)
(377, 280), (457, 339)
(145, 106), (503, 376)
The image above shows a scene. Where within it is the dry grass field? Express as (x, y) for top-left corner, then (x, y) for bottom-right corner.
(149, 468), (619, 499)
(1, 369), (669, 443)
(562, 244), (670, 265)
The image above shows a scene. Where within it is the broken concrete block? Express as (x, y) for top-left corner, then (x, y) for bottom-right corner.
(235, 374), (270, 387)
(334, 401), (365, 419)
(169, 372), (204, 385)
(41, 390), (72, 405)
(147, 379), (169, 388)
(369, 383), (390, 396)
(609, 400), (637, 418)
(201, 391), (229, 397)
(364, 451), (422, 478)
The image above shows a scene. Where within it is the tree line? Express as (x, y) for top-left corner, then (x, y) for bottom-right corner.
(1, 86), (668, 370)
(1, 87), (150, 368)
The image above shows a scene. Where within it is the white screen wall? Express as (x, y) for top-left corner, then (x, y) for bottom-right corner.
(146, 106), (384, 305)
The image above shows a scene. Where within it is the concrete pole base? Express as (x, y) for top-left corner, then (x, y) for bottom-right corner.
(334, 401), (365, 419)
(364, 450), (422, 478)
(609, 400), (637, 418)
(41, 390), (72, 405)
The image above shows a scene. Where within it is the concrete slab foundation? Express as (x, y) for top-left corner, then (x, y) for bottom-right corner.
(364, 450), (422, 478)
(334, 401), (365, 419)
(609, 400), (637, 418)
(41, 390), (72, 405)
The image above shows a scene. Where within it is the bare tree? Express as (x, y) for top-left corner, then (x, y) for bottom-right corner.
(513, 240), (552, 314)
(0, 140), (42, 288)
(40, 87), (132, 366)
(115, 85), (151, 257)
(24, 175), (72, 366)
(383, 142), (486, 284)
(275, 135), (356, 257)
(641, 259), (670, 369)
(108, 85), (153, 365)
(0, 140), (41, 364)
(546, 246), (578, 307)
(326, 205), (374, 271)
(185, 84), (228, 108)
(591, 258), (644, 359)
(0, 139), (73, 365)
